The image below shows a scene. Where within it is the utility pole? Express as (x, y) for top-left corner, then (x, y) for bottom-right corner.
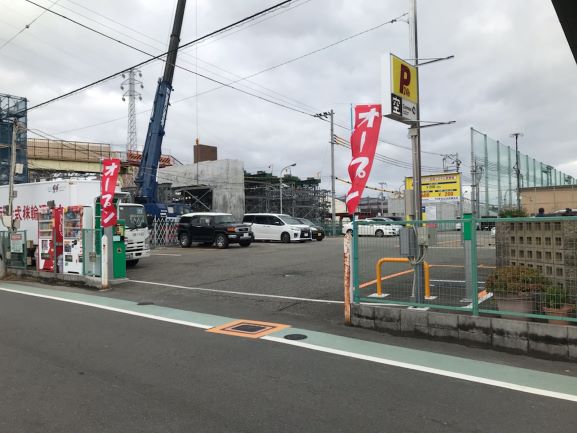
(379, 182), (386, 215)
(314, 110), (336, 234)
(409, 0), (424, 303)
(8, 120), (19, 233)
(510, 132), (523, 210)
(279, 163), (296, 214)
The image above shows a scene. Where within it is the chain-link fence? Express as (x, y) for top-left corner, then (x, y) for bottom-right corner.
(352, 216), (577, 323)
(149, 218), (179, 248)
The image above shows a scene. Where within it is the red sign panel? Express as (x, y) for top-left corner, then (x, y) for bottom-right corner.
(345, 104), (382, 214)
(100, 158), (121, 228)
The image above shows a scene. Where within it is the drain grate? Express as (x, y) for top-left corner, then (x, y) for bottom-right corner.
(207, 320), (290, 339)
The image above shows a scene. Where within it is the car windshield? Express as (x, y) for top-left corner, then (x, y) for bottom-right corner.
(119, 205), (147, 229)
(213, 214), (236, 224)
(279, 215), (302, 225)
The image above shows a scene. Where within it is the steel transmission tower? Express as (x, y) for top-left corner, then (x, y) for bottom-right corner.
(121, 68), (143, 153)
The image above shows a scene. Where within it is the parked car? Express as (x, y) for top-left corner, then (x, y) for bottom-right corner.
(177, 212), (253, 249)
(363, 217), (401, 235)
(242, 213), (311, 243)
(295, 218), (325, 241)
(341, 219), (398, 237)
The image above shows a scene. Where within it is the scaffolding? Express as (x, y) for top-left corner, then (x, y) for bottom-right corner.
(0, 93), (28, 185)
(244, 171), (329, 221)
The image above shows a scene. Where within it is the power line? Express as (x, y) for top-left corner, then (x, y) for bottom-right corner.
(19, 0), (294, 114)
(48, 13), (408, 137)
(0, 0), (62, 52)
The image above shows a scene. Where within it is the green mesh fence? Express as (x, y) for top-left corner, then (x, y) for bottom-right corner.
(352, 216), (577, 323)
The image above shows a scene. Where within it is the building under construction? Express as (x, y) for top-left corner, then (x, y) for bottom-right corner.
(244, 171), (329, 221)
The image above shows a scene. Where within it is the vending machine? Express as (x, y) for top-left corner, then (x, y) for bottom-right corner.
(37, 206), (63, 272)
(62, 206), (91, 274)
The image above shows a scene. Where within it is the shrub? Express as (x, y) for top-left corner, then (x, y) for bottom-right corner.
(485, 265), (549, 296)
(543, 286), (572, 309)
(498, 207), (528, 218)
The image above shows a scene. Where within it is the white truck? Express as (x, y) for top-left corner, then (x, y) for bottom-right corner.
(0, 179), (150, 267)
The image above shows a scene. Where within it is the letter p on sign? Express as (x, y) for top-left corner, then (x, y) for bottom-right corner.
(391, 54), (418, 104)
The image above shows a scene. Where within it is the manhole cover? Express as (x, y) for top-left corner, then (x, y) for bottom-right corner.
(284, 334), (308, 341)
(229, 323), (271, 334)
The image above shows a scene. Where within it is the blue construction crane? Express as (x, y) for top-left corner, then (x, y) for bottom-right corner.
(134, 0), (186, 218)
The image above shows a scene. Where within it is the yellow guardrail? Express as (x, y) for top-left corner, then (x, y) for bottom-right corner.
(375, 257), (431, 298)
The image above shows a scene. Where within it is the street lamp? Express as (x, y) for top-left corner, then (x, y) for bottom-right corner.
(279, 163), (296, 214)
(510, 132), (524, 210)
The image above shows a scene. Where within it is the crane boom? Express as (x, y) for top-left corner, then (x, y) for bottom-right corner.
(135, 0), (186, 218)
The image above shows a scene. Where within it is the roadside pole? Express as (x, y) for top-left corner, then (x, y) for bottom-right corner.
(330, 109), (336, 236)
(101, 233), (109, 290)
(409, 0), (425, 304)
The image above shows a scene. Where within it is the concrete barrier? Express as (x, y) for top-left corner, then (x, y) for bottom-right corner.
(351, 304), (577, 361)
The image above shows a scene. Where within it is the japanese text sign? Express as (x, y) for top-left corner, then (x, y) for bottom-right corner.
(100, 158), (120, 228)
(383, 53), (419, 124)
(345, 104), (382, 214)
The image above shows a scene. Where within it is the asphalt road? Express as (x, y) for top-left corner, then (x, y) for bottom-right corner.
(1, 289), (576, 433)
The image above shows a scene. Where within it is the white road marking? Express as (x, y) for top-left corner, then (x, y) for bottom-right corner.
(0, 286), (212, 329)
(151, 253), (182, 256)
(262, 336), (577, 403)
(2, 284), (575, 403)
(129, 279), (344, 304)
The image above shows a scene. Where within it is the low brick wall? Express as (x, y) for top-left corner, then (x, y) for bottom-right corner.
(351, 304), (577, 361)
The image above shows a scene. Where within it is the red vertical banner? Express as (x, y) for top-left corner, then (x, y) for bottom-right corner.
(100, 159), (121, 228)
(346, 104), (382, 214)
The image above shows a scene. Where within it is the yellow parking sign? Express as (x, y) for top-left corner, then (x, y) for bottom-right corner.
(391, 54), (418, 104)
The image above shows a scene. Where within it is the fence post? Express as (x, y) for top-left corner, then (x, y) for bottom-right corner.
(344, 233), (352, 324)
(463, 213), (473, 304)
(470, 215), (479, 316)
(352, 216), (359, 303)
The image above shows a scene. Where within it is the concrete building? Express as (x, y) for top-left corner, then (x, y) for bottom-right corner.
(159, 159), (245, 220)
(521, 185), (577, 215)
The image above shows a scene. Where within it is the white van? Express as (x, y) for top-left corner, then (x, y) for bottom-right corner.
(242, 213), (312, 243)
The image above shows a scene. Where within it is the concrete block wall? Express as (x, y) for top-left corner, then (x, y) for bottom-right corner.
(351, 304), (577, 360)
(495, 220), (577, 294)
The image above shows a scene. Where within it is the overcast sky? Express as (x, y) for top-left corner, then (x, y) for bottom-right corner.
(1, 0), (575, 196)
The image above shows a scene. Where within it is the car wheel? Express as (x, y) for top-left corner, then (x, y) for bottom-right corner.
(179, 232), (191, 248)
(317, 235), (324, 242)
(215, 233), (229, 249)
(375, 229), (384, 237)
(239, 240), (251, 247)
(281, 232), (291, 243)
(126, 259), (139, 267)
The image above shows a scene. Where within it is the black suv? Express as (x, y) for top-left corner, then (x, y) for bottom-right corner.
(177, 213), (253, 249)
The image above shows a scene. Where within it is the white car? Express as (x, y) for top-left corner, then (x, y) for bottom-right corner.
(242, 213), (312, 243)
(342, 219), (399, 237)
(490, 226), (496, 237)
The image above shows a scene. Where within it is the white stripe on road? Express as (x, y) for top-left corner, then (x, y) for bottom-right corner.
(151, 253), (182, 256)
(262, 335), (577, 403)
(129, 279), (344, 304)
(0, 286), (212, 329)
(2, 284), (576, 403)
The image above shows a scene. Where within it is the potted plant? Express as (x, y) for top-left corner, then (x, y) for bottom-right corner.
(485, 265), (549, 320)
(542, 286), (575, 325)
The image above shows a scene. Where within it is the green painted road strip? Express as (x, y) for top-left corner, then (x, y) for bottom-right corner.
(1, 282), (577, 403)
(0, 283), (233, 330)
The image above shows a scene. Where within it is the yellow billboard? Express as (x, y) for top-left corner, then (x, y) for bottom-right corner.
(405, 173), (461, 203)
(391, 54), (418, 104)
